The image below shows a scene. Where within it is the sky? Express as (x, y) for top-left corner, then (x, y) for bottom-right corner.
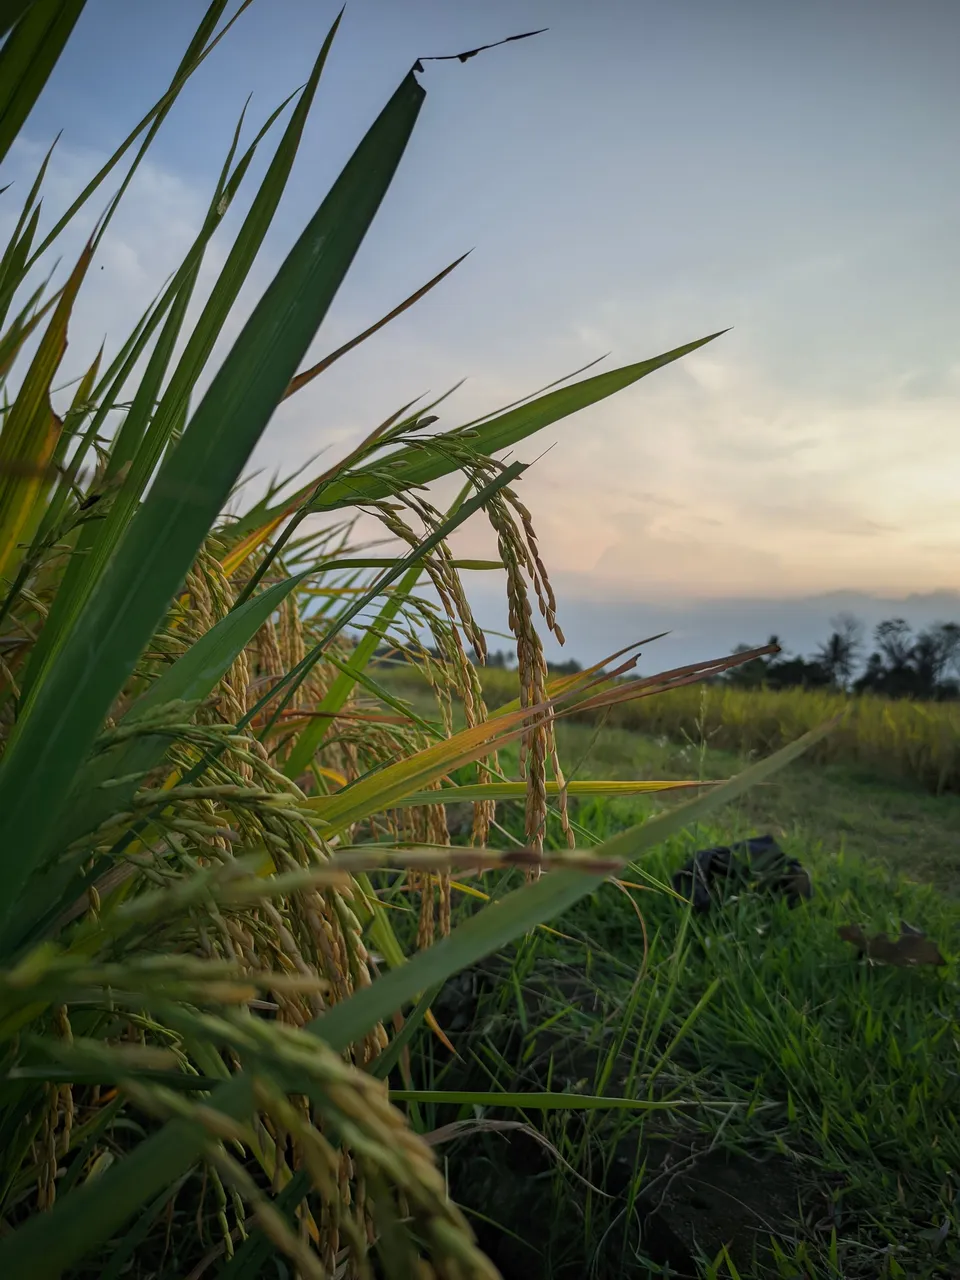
(4, 0), (960, 667)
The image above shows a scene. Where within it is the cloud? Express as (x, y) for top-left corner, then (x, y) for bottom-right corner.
(4, 130), (957, 619)
(3, 137), (216, 372)
(441, 338), (960, 600)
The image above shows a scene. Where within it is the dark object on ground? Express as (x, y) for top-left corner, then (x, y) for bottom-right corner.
(838, 920), (946, 966)
(672, 834), (812, 913)
(432, 966), (495, 1033)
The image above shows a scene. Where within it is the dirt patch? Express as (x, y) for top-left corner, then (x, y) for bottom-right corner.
(451, 1127), (803, 1279)
(432, 965), (807, 1277)
(630, 1138), (802, 1276)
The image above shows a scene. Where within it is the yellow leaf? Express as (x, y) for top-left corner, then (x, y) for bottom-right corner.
(0, 243), (93, 581)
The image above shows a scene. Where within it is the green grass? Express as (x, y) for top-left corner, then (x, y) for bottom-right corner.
(370, 668), (960, 1278)
(405, 795), (960, 1278)
(552, 716), (960, 894)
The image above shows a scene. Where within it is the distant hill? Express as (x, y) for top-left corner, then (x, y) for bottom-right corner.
(454, 579), (960, 673)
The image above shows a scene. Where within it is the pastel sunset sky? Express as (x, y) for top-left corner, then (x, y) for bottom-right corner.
(5, 0), (959, 664)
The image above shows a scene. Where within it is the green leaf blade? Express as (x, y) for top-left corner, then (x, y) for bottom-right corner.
(0, 0), (87, 168)
(0, 67), (426, 927)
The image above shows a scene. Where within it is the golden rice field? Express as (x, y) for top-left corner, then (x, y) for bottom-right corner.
(467, 667), (960, 796)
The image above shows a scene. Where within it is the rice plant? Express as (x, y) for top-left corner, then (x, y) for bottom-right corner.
(0, 4), (833, 1276)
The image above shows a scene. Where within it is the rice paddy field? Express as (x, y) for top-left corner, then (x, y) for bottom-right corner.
(467, 666), (960, 796)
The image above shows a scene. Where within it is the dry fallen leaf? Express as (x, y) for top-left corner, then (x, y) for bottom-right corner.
(838, 922), (946, 967)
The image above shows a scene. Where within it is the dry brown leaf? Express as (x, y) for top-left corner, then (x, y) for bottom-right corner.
(838, 921), (946, 967)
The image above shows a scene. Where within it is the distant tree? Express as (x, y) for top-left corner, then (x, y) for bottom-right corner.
(726, 635), (780, 688)
(932, 621), (960, 680)
(855, 650), (887, 693)
(854, 617), (960, 700)
(706, 617), (957, 701)
(765, 654), (831, 690)
(874, 618), (914, 672)
(910, 630), (942, 693)
(815, 612), (864, 689)
(855, 618), (916, 698)
(911, 622), (960, 698)
(546, 658), (582, 676)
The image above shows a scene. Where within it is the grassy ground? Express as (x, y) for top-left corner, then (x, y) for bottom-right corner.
(416, 836), (960, 1279)
(550, 715), (960, 894)
(377, 667), (960, 1278)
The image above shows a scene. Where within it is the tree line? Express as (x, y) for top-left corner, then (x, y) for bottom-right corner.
(379, 613), (960, 703)
(725, 613), (960, 701)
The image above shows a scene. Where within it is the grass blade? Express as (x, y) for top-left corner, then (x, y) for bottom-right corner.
(285, 333), (726, 518)
(0, 0), (86, 167)
(354, 778), (719, 811)
(282, 250), (471, 401)
(20, 84), (304, 700)
(388, 1090), (693, 1112)
(0, 279), (56, 380)
(0, 2), (241, 319)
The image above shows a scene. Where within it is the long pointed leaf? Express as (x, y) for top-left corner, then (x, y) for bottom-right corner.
(1, 1), (241, 313)
(0, 64), (426, 927)
(243, 332), (725, 526)
(19, 340), (102, 551)
(281, 250), (470, 401)
(0, 272), (56, 380)
(21, 84), (303, 701)
(222, 396), (425, 579)
(0, 0), (86, 167)
(352, 778), (719, 811)
(0, 240), (91, 581)
(0, 343), (102, 632)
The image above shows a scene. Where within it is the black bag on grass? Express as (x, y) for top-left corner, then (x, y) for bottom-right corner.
(672, 834), (812, 913)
